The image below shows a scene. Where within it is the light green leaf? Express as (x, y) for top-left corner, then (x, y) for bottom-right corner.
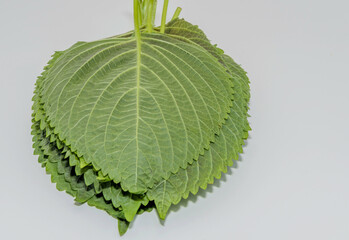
(39, 31), (233, 194)
(31, 3), (252, 233)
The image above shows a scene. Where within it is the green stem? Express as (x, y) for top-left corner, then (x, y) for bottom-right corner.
(146, 0), (154, 32)
(138, 0), (143, 27)
(160, 0), (169, 33)
(171, 7), (182, 20)
(134, 0), (141, 39)
(151, 0), (157, 25)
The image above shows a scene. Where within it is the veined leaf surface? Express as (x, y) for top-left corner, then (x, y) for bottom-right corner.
(40, 31), (233, 193)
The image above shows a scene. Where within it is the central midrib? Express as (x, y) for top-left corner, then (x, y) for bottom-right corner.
(135, 30), (142, 188)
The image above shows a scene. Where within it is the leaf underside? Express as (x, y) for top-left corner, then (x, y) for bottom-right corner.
(40, 29), (234, 194)
(32, 18), (250, 234)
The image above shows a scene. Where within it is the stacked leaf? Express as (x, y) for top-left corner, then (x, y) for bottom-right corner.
(31, 4), (250, 235)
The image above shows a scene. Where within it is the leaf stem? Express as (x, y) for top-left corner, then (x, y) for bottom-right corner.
(160, 0), (169, 33)
(171, 7), (182, 21)
(146, 0), (154, 32)
(151, 0), (157, 26)
(134, 0), (141, 39)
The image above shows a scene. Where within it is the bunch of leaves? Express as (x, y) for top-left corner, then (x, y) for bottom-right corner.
(31, 0), (250, 236)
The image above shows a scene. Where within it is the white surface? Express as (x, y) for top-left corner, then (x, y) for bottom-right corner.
(1, 0), (349, 239)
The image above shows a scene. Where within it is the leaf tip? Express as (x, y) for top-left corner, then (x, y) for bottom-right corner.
(118, 219), (130, 236)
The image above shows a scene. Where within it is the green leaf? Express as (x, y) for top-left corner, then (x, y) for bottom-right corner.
(31, 3), (251, 233)
(39, 30), (234, 194)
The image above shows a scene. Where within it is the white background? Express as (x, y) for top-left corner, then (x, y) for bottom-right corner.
(1, 0), (349, 239)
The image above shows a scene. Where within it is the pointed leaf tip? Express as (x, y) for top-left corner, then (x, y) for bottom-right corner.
(118, 219), (130, 236)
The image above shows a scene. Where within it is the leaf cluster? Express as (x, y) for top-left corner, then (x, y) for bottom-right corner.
(32, 18), (250, 235)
